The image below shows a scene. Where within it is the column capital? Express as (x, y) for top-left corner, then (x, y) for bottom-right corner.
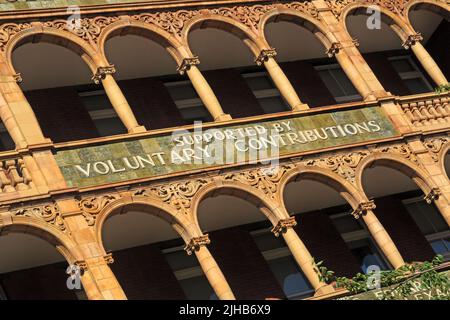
(184, 234), (210, 255)
(271, 216), (297, 237)
(424, 187), (441, 204)
(402, 33), (423, 49)
(92, 65), (116, 84)
(325, 42), (343, 58)
(104, 253), (114, 264)
(255, 48), (277, 66)
(351, 200), (376, 219)
(13, 73), (22, 83)
(177, 56), (200, 75)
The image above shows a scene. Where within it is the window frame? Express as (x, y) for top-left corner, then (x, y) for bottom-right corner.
(314, 63), (362, 103)
(388, 55), (434, 93)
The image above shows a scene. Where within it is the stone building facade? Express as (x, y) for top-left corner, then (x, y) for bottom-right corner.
(0, 0), (449, 300)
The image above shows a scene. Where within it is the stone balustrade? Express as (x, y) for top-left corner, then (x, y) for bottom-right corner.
(400, 92), (450, 129)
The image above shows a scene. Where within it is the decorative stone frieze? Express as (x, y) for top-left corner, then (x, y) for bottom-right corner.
(305, 151), (369, 184)
(14, 202), (66, 231)
(134, 178), (209, 215)
(424, 137), (450, 162)
(78, 194), (120, 226)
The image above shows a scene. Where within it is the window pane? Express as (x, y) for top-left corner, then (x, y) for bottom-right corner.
(331, 68), (359, 96)
(179, 276), (217, 300)
(391, 59), (415, 73)
(268, 256), (313, 298)
(166, 83), (199, 101)
(244, 75), (274, 91)
(253, 232), (286, 252)
(179, 106), (212, 124)
(405, 201), (448, 234)
(165, 250), (199, 271)
(332, 215), (363, 234)
(93, 118), (127, 136)
(404, 78), (431, 94)
(80, 93), (114, 111)
(258, 96), (289, 114)
(430, 239), (449, 255)
(317, 69), (345, 98)
(348, 239), (387, 272)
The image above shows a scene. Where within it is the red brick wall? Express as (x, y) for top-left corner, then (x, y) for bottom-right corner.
(294, 211), (362, 277)
(1, 263), (77, 300)
(208, 227), (285, 300)
(425, 20), (450, 80)
(119, 77), (185, 129)
(280, 60), (336, 108)
(110, 244), (186, 300)
(373, 196), (435, 262)
(204, 68), (265, 118)
(25, 87), (99, 143)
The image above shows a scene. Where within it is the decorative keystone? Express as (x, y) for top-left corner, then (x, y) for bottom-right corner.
(184, 234), (210, 255)
(91, 65), (116, 84)
(177, 56), (200, 75)
(351, 200), (376, 219)
(271, 217), (297, 237)
(254, 48), (277, 66)
(424, 187), (441, 204)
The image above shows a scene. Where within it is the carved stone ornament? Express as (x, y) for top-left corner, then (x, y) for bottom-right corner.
(254, 48), (277, 66)
(402, 33), (423, 49)
(424, 137), (450, 162)
(177, 56), (200, 75)
(92, 65), (116, 84)
(424, 187), (441, 204)
(184, 234), (211, 255)
(375, 143), (419, 165)
(223, 165), (293, 199)
(305, 151), (369, 184)
(134, 178), (209, 215)
(271, 216), (297, 237)
(104, 253), (114, 264)
(78, 194), (120, 226)
(325, 42), (343, 58)
(351, 200), (376, 219)
(14, 202), (66, 232)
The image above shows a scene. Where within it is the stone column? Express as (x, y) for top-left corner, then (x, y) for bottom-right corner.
(0, 72), (48, 148)
(403, 33), (448, 86)
(255, 49), (309, 111)
(178, 57), (231, 121)
(57, 198), (127, 300)
(272, 217), (334, 295)
(93, 66), (146, 134)
(185, 235), (235, 300)
(353, 201), (405, 269)
(312, 0), (388, 99)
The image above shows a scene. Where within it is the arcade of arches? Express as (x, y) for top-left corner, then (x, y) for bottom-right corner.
(0, 0), (450, 300)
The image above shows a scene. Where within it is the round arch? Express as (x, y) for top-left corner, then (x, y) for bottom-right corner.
(278, 165), (366, 211)
(342, 4), (414, 42)
(94, 195), (200, 253)
(259, 8), (335, 50)
(191, 179), (286, 230)
(356, 152), (436, 196)
(1, 217), (79, 264)
(406, 0), (450, 28)
(5, 26), (100, 77)
(181, 14), (263, 58)
(438, 140), (450, 182)
(98, 20), (186, 66)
